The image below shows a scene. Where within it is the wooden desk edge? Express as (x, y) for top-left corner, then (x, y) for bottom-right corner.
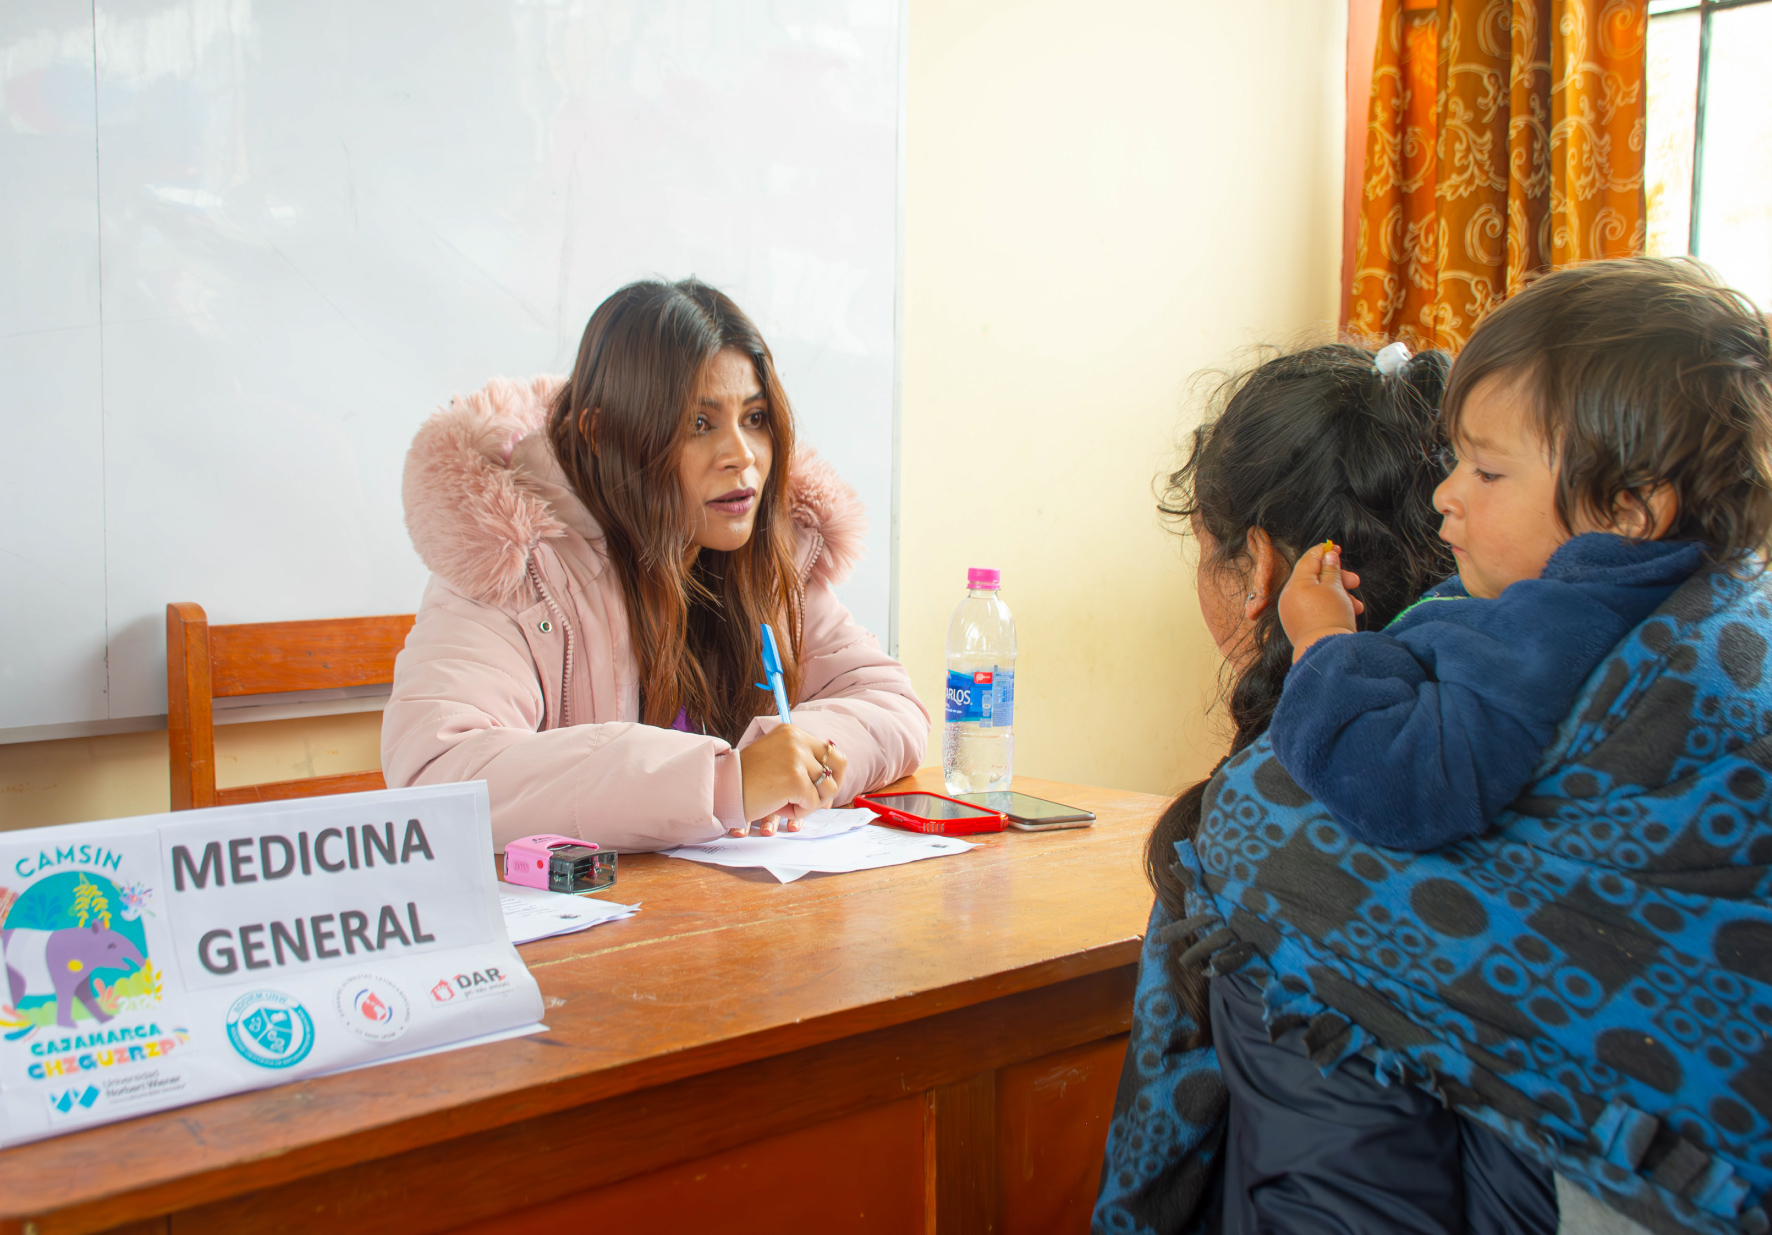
(2, 770), (1165, 1231)
(1, 937), (1145, 1232)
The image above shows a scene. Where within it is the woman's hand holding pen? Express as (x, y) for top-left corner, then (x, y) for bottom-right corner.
(1279, 540), (1364, 663)
(734, 726), (848, 836)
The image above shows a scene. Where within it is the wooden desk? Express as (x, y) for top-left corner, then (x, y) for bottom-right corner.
(0, 771), (1162, 1235)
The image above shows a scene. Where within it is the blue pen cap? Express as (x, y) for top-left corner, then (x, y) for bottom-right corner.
(760, 622), (785, 677)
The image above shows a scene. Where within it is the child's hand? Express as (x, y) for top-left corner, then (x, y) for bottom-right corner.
(1279, 541), (1364, 663)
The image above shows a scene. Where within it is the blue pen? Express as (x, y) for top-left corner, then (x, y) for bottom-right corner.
(759, 622), (792, 724)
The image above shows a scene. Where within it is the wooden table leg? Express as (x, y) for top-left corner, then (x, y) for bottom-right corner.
(929, 1071), (998, 1234)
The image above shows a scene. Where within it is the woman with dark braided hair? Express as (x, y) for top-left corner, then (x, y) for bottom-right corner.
(1094, 341), (1561, 1233)
(1141, 342), (1453, 932)
(1102, 260), (1772, 1235)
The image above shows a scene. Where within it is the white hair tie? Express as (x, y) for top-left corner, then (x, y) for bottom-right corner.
(1374, 341), (1413, 377)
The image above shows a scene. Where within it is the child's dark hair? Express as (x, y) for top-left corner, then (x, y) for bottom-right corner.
(1147, 343), (1455, 1038)
(1444, 257), (1772, 556)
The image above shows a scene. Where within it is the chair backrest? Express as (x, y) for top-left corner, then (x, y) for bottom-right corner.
(166, 603), (416, 810)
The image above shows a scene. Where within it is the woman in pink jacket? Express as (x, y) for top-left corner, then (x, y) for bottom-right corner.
(384, 279), (928, 852)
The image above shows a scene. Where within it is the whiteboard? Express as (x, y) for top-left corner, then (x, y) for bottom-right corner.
(0, 0), (901, 737)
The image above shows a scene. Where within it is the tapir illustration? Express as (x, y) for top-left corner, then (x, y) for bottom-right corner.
(3, 921), (145, 1028)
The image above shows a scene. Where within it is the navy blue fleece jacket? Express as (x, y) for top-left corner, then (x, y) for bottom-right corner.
(1270, 533), (1706, 850)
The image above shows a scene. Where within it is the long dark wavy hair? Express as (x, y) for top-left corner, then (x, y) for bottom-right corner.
(1147, 343), (1455, 1033)
(547, 279), (804, 743)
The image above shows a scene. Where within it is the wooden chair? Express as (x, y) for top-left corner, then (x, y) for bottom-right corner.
(166, 603), (416, 810)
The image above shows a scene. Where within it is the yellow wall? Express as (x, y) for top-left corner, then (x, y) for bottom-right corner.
(1, 0), (1348, 829)
(898, 0), (1348, 797)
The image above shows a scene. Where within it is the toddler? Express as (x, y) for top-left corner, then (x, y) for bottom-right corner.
(1273, 257), (1772, 850)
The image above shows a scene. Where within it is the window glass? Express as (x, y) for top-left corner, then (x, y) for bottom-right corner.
(1697, 3), (1772, 308)
(1645, 10), (1699, 257)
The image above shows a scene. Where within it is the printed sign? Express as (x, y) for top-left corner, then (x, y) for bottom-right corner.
(0, 782), (541, 1147)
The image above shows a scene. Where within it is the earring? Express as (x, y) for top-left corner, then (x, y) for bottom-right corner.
(1247, 593), (1257, 601)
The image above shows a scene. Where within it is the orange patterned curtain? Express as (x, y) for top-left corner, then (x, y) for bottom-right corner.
(1348, 0), (1648, 351)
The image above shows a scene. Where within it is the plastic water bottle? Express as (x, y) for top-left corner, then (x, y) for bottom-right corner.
(943, 567), (1017, 794)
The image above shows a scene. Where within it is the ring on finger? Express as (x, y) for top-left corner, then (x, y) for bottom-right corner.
(813, 763), (833, 785)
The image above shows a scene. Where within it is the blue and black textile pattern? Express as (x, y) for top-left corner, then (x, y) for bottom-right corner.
(1213, 564), (1772, 1233)
(1095, 564), (1772, 1235)
(1093, 899), (1227, 1235)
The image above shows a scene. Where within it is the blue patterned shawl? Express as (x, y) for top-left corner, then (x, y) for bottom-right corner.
(1097, 565), (1772, 1235)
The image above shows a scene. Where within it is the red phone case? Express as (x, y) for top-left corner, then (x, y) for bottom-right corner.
(854, 790), (1009, 836)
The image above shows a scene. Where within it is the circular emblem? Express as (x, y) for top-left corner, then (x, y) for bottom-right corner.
(224, 990), (315, 1069)
(334, 974), (411, 1043)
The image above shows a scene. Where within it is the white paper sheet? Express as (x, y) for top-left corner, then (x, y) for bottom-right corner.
(499, 885), (639, 945)
(665, 824), (974, 884)
(766, 807), (877, 839)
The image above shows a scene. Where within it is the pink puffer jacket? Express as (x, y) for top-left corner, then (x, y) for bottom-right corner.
(383, 376), (929, 852)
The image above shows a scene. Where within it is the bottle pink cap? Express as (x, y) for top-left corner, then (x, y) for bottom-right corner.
(967, 568), (1001, 589)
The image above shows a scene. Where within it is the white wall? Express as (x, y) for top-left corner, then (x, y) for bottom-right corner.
(0, 0), (900, 739)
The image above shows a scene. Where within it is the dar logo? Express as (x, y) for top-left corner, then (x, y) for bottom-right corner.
(427, 968), (510, 1007)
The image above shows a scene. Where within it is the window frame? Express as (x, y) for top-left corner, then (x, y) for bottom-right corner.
(1649, 0), (1772, 253)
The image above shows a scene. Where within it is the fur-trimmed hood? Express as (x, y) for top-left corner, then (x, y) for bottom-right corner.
(402, 375), (868, 608)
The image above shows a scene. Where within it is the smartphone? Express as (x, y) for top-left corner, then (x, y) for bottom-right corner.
(854, 790), (1008, 836)
(951, 791), (1095, 831)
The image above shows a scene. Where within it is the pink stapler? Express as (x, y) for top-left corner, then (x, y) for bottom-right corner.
(504, 833), (617, 893)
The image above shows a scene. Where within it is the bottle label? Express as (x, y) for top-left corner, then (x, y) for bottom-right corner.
(945, 669), (1015, 727)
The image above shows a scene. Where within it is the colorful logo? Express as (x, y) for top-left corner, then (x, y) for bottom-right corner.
(1, 871), (160, 1038)
(224, 990), (315, 1069)
(334, 975), (410, 1043)
(26, 1022), (187, 1080)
